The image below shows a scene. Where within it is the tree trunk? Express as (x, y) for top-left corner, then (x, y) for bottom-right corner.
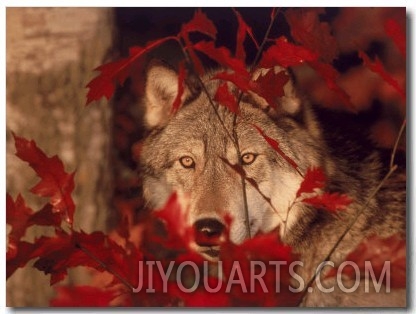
(6, 8), (114, 306)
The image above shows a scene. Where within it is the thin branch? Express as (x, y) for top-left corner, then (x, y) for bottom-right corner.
(220, 156), (286, 224)
(177, 39), (237, 148)
(390, 119), (406, 169)
(230, 7), (281, 238)
(251, 8), (280, 69)
(76, 243), (135, 291)
(298, 164), (398, 306)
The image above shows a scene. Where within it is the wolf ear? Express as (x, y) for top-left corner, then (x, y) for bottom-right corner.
(144, 60), (180, 128)
(250, 66), (302, 116)
(250, 66), (321, 138)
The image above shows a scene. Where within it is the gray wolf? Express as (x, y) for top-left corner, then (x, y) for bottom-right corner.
(138, 60), (406, 307)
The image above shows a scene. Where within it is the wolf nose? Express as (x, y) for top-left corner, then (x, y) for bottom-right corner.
(194, 218), (224, 246)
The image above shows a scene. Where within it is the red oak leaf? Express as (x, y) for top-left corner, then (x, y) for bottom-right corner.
(252, 69), (290, 110)
(153, 193), (194, 250)
(183, 37), (205, 75)
(285, 8), (338, 62)
(308, 60), (354, 111)
(28, 203), (62, 228)
(236, 232), (294, 263)
(30, 230), (127, 285)
(6, 194), (33, 258)
(193, 41), (248, 77)
(86, 37), (176, 105)
(296, 167), (326, 198)
(13, 134), (75, 225)
(214, 83), (239, 114)
(212, 71), (252, 93)
(219, 232), (301, 306)
(385, 18), (406, 58)
(29, 231), (75, 284)
(50, 286), (116, 307)
(179, 9), (217, 76)
(326, 234), (406, 289)
(6, 241), (36, 279)
(252, 124), (299, 170)
(302, 192), (352, 213)
(358, 50), (406, 102)
(180, 9), (217, 40)
(233, 9), (258, 60)
(171, 61), (187, 114)
(260, 36), (318, 68)
(85, 58), (131, 105)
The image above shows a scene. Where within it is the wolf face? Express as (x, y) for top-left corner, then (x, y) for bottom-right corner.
(140, 62), (327, 253)
(139, 61), (406, 306)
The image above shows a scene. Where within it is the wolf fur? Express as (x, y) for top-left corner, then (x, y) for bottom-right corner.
(139, 61), (406, 307)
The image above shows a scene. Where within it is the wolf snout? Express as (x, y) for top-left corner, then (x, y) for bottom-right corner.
(193, 218), (224, 247)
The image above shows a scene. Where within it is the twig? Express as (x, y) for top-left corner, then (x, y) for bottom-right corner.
(297, 164), (398, 305)
(390, 119), (406, 169)
(76, 243), (135, 291)
(177, 40), (237, 149)
(251, 8), (280, 69)
(230, 7), (281, 238)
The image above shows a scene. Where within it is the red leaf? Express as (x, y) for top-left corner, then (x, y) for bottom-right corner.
(285, 8), (338, 62)
(153, 193), (194, 250)
(13, 134), (76, 225)
(28, 203), (63, 228)
(219, 232), (301, 306)
(296, 167), (326, 198)
(326, 234), (406, 289)
(171, 61), (187, 114)
(233, 9), (258, 60)
(302, 192), (352, 213)
(50, 286), (116, 307)
(30, 231), (75, 284)
(180, 9), (217, 40)
(86, 37), (176, 105)
(237, 232), (294, 262)
(213, 83), (239, 114)
(308, 61), (355, 111)
(30, 230), (123, 285)
(182, 36), (205, 75)
(179, 9), (217, 76)
(6, 241), (36, 278)
(358, 50), (406, 102)
(193, 41), (248, 77)
(6, 194), (33, 258)
(252, 69), (290, 110)
(385, 18), (406, 58)
(252, 124), (299, 170)
(85, 58), (130, 105)
(212, 71), (252, 93)
(260, 37), (318, 68)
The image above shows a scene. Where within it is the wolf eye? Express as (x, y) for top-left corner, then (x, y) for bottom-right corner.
(179, 156), (195, 169)
(241, 153), (257, 165)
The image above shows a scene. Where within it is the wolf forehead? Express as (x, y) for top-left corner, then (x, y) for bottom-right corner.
(140, 103), (281, 164)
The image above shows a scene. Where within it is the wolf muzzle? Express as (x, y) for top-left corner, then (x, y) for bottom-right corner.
(193, 218), (225, 258)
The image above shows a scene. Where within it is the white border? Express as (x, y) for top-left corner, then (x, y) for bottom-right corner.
(1, 3), (414, 314)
